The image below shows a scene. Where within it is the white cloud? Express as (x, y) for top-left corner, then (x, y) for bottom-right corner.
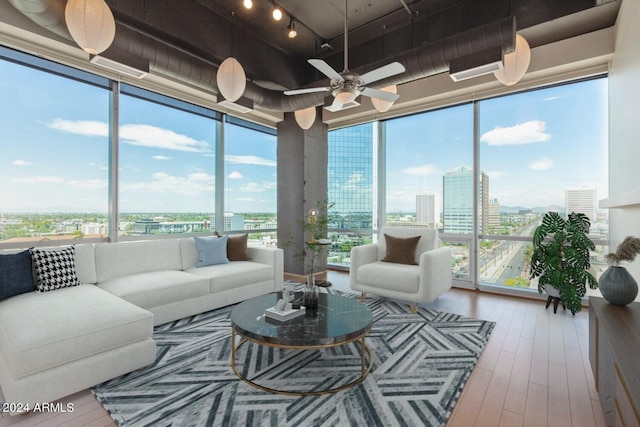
(120, 124), (211, 152)
(228, 171), (244, 179)
(225, 155), (277, 167)
(402, 164), (440, 176)
(10, 176), (65, 184)
(47, 119), (108, 137)
(529, 158), (554, 171)
(480, 120), (552, 146)
(121, 172), (215, 195)
(239, 182), (277, 192)
(12, 160), (33, 166)
(46, 119), (211, 153)
(67, 179), (108, 190)
(152, 155), (172, 160)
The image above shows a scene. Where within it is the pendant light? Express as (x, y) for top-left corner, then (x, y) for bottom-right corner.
(371, 85), (397, 113)
(371, 26), (397, 113)
(65, 0), (116, 55)
(494, 34), (531, 86)
(294, 107), (316, 130)
(217, 12), (246, 102)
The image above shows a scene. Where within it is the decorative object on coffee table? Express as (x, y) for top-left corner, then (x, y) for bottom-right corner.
(600, 236), (640, 305)
(530, 211), (598, 314)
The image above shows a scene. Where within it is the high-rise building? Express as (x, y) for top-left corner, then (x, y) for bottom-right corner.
(443, 165), (489, 233)
(488, 198), (501, 232)
(416, 193), (436, 227)
(566, 187), (597, 222)
(328, 123), (375, 229)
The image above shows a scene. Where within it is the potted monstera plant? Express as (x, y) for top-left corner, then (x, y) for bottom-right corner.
(530, 211), (598, 314)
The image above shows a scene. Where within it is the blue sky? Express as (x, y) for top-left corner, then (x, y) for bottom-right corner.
(0, 55), (607, 216)
(385, 78), (608, 212)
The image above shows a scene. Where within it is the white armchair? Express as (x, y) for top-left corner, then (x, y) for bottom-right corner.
(350, 226), (452, 313)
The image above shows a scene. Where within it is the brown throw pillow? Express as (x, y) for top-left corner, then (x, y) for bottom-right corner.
(381, 234), (420, 265)
(227, 234), (251, 261)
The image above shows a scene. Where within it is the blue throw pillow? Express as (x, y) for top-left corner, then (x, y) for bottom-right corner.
(0, 250), (36, 301)
(194, 235), (229, 267)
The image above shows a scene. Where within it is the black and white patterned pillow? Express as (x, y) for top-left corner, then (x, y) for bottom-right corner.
(29, 246), (82, 292)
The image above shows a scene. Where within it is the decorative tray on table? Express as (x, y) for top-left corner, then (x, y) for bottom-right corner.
(264, 305), (305, 322)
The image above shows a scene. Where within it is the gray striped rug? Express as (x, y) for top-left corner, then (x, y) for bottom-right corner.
(92, 289), (494, 426)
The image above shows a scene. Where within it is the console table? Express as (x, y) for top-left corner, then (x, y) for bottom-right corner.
(589, 297), (640, 427)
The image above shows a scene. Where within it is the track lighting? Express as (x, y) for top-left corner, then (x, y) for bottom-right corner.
(272, 7), (283, 21)
(243, 0), (252, 9)
(288, 20), (297, 38)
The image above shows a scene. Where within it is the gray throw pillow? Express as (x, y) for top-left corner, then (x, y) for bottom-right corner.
(0, 250), (36, 301)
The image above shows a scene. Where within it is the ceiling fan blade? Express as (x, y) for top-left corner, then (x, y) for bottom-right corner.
(359, 62), (406, 85)
(284, 87), (330, 96)
(308, 59), (343, 81)
(361, 87), (400, 102)
(330, 97), (344, 110)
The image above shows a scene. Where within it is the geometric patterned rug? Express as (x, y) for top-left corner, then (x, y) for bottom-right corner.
(92, 288), (494, 427)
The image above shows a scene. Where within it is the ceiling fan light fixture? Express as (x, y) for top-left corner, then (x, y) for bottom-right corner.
(494, 34), (531, 86)
(335, 88), (358, 105)
(243, 0), (252, 9)
(294, 106), (316, 130)
(371, 85), (397, 112)
(65, 0), (116, 55)
(217, 57), (246, 102)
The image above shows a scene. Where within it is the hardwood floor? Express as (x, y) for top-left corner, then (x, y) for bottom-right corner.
(0, 271), (606, 427)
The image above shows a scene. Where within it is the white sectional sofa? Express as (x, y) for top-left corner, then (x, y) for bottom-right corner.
(0, 236), (283, 413)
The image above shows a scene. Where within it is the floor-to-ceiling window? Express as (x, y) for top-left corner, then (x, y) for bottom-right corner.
(477, 77), (609, 295)
(118, 85), (220, 237)
(0, 46), (277, 248)
(224, 116), (277, 242)
(0, 47), (110, 245)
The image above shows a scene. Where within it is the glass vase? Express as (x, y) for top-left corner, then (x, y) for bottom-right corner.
(303, 275), (319, 315)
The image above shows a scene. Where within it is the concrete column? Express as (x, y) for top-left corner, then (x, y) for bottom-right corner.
(277, 108), (327, 275)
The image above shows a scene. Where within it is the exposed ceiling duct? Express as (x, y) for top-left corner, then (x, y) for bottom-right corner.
(8, 0), (515, 113)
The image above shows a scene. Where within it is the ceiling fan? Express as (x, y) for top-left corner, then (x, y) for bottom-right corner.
(284, 0), (405, 111)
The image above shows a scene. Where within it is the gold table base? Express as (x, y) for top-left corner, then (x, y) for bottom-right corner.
(230, 328), (373, 396)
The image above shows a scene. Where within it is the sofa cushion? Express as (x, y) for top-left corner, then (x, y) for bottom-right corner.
(0, 284), (152, 378)
(94, 239), (183, 283)
(194, 235), (229, 267)
(29, 246), (81, 292)
(185, 262), (273, 293)
(98, 270), (210, 309)
(357, 261), (420, 294)
(381, 234), (420, 265)
(0, 251), (36, 301)
(227, 234), (251, 261)
(377, 227), (437, 264)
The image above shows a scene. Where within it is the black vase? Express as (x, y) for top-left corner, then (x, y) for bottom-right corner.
(303, 280), (319, 315)
(598, 266), (639, 306)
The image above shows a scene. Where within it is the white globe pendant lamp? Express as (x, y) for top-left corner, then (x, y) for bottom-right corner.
(294, 107), (316, 130)
(494, 34), (531, 86)
(65, 0), (116, 55)
(217, 57), (246, 102)
(371, 85), (397, 113)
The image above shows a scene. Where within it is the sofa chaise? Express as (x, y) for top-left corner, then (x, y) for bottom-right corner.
(0, 236), (283, 413)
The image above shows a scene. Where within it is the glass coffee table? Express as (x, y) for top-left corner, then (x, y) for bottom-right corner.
(230, 291), (373, 396)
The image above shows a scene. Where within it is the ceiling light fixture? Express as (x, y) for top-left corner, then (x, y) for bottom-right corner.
(243, 0), (252, 9)
(217, 12), (246, 102)
(294, 107), (316, 130)
(288, 20), (297, 39)
(371, 85), (397, 113)
(272, 7), (283, 21)
(65, 0), (116, 54)
(494, 34), (531, 86)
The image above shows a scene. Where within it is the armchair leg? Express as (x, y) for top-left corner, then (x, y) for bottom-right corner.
(409, 303), (418, 314)
(359, 292), (366, 301)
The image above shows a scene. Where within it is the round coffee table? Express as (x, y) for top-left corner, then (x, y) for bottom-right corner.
(230, 291), (373, 396)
